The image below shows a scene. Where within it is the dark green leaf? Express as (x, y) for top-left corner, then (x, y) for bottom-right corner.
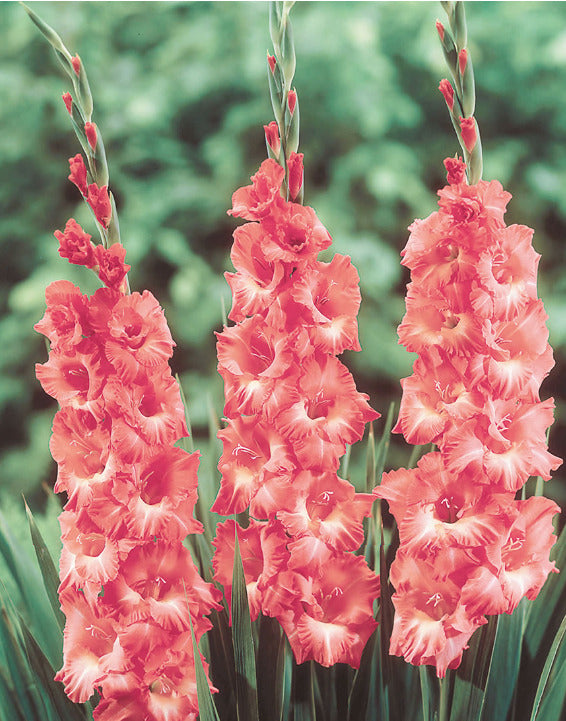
(232, 529), (259, 721)
(24, 500), (65, 635)
(257, 614), (285, 721)
(529, 612), (566, 721)
(449, 616), (497, 721)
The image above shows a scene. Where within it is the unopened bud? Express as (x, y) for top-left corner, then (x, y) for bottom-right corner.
(288, 89), (297, 115)
(71, 55), (81, 76)
(84, 122), (97, 151)
(436, 20), (445, 42)
(288, 151), (304, 201)
(458, 48), (468, 76)
(444, 156), (466, 185)
(264, 121), (281, 155)
(62, 92), (73, 116)
(459, 116), (477, 153)
(267, 53), (277, 75)
(438, 79), (454, 111)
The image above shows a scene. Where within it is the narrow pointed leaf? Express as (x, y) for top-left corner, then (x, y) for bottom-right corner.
(257, 614), (285, 721)
(24, 501), (65, 634)
(525, 525), (566, 658)
(481, 600), (526, 721)
(188, 611), (221, 721)
(19, 619), (90, 721)
(347, 628), (377, 721)
(529, 612), (566, 721)
(291, 661), (316, 721)
(449, 615), (497, 721)
(232, 530), (259, 721)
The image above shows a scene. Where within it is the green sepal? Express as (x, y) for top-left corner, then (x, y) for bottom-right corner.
(24, 501), (65, 635)
(285, 92), (300, 156)
(466, 123), (482, 185)
(453, 1), (467, 49)
(231, 529), (259, 721)
(21, 3), (72, 62)
(280, 17), (296, 89)
(106, 192), (121, 248)
(91, 131), (109, 189)
(268, 63), (284, 127)
(269, 1), (283, 54)
(76, 62), (93, 121)
(460, 52), (475, 118)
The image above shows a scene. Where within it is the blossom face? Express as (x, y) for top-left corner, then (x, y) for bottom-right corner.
(56, 218), (95, 267)
(277, 554), (379, 668)
(228, 158), (285, 220)
(35, 280), (90, 352)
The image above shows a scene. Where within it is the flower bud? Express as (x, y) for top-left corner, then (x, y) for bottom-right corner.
(62, 92), (73, 116)
(68, 154), (88, 196)
(459, 116), (477, 153)
(288, 89), (297, 116)
(84, 122), (97, 151)
(288, 151), (304, 201)
(443, 156), (466, 185)
(71, 55), (81, 76)
(264, 121), (281, 155)
(267, 53), (277, 75)
(439, 79), (455, 111)
(436, 20), (445, 42)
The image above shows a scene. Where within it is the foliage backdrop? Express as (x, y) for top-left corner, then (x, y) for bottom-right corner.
(1, 1), (565, 527)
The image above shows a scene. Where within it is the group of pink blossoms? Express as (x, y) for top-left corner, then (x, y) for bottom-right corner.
(35, 154), (221, 721)
(375, 157), (561, 676)
(35, 121), (562, 711)
(212, 158), (380, 668)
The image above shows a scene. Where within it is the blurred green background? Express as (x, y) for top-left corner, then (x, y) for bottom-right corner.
(1, 1), (565, 527)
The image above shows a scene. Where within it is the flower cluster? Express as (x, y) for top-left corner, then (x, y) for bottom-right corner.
(375, 158), (561, 677)
(212, 158), (380, 668)
(35, 157), (221, 721)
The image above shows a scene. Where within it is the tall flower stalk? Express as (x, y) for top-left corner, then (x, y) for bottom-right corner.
(30, 8), (221, 719)
(374, 0), (561, 678)
(212, 0), (380, 668)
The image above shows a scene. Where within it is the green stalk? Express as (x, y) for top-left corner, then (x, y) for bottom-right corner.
(438, 0), (482, 184)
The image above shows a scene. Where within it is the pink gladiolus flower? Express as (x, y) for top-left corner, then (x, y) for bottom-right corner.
(376, 159), (561, 677)
(38, 214), (220, 721)
(214, 150), (379, 668)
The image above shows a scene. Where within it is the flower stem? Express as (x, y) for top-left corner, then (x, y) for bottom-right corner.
(437, 0), (483, 184)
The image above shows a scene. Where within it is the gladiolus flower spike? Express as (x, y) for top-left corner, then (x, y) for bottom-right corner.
(34, 15), (222, 719)
(376, 157), (561, 677)
(214, 1), (380, 670)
